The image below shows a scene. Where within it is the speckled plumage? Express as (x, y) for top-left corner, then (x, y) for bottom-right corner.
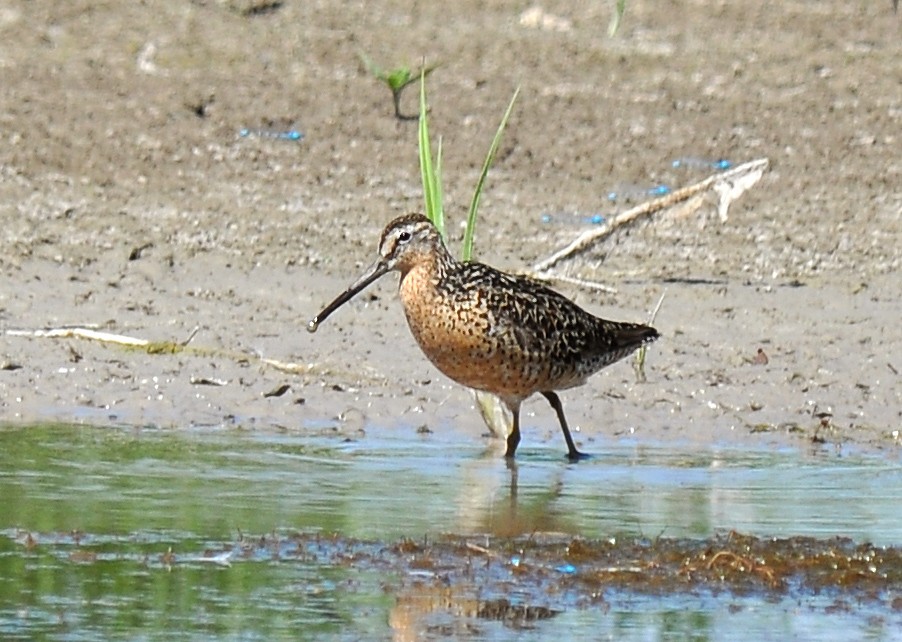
(309, 213), (659, 459)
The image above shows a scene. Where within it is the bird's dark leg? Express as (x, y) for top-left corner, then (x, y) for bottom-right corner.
(505, 456), (519, 499)
(504, 401), (521, 458)
(541, 391), (590, 461)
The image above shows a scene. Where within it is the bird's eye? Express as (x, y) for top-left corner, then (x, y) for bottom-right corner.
(398, 231), (412, 242)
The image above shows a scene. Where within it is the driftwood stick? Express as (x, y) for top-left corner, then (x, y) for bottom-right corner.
(528, 270), (618, 294)
(5, 327), (150, 346)
(532, 158), (769, 274)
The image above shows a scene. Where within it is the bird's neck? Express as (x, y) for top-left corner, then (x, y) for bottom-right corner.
(399, 239), (457, 282)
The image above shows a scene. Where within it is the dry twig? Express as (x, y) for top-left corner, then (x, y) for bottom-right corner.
(531, 158), (769, 277)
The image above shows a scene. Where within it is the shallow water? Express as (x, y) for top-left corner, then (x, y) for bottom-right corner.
(0, 423), (899, 641)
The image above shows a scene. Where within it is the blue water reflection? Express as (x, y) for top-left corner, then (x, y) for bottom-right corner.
(0, 423), (898, 641)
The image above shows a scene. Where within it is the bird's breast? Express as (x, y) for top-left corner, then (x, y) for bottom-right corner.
(398, 266), (544, 397)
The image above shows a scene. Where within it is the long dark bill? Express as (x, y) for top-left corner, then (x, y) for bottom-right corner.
(306, 258), (391, 333)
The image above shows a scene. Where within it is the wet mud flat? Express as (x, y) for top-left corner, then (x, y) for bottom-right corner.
(4, 527), (901, 639)
(1, 424), (900, 639)
(225, 530), (902, 613)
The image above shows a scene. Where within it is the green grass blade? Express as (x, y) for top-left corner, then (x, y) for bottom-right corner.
(417, 73), (433, 217)
(435, 135), (444, 231)
(461, 86), (520, 262)
(418, 68), (445, 237)
(358, 51), (384, 80)
(400, 63), (439, 91)
(608, 0), (626, 37)
(386, 67), (412, 92)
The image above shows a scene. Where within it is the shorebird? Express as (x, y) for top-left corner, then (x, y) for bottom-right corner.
(308, 213), (658, 459)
